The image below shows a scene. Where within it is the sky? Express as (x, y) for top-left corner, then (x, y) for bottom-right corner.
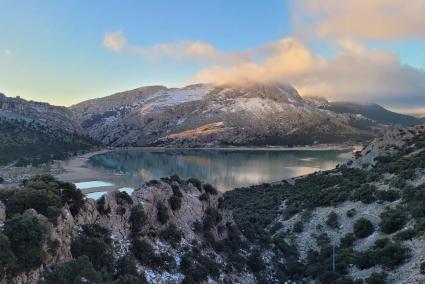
(0, 0), (425, 116)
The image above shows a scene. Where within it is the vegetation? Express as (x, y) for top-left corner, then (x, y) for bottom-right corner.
(129, 204), (147, 234)
(3, 212), (46, 272)
(71, 224), (114, 272)
(353, 218), (375, 239)
(156, 201), (169, 224)
(379, 207), (407, 234)
(0, 117), (99, 166)
(41, 256), (102, 284)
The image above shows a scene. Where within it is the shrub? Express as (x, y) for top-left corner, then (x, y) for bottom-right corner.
(372, 239), (409, 269)
(393, 229), (417, 241)
(129, 204), (147, 234)
(203, 184), (218, 195)
(0, 233), (16, 278)
(366, 272), (387, 284)
(159, 224), (182, 248)
(346, 208), (356, 218)
(353, 218), (374, 239)
(379, 208), (407, 234)
(203, 208), (222, 230)
(156, 202), (169, 224)
(60, 184), (84, 216)
(41, 256), (102, 284)
(421, 261), (425, 274)
(375, 190), (400, 203)
(199, 193), (209, 201)
(71, 224), (114, 271)
(293, 221), (304, 233)
(96, 196), (111, 215)
(3, 212), (46, 272)
(188, 178), (202, 190)
(351, 184), (376, 204)
(340, 233), (356, 248)
(116, 191), (133, 205)
(247, 250), (265, 273)
(326, 212), (339, 229)
(169, 195), (182, 211)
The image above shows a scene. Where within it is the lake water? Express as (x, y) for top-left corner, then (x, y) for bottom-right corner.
(85, 148), (351, 192)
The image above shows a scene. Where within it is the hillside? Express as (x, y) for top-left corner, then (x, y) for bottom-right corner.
(0, 118), (99, 166)
(71, 83), (389, 147)
(320, 101), (422, 126)
(225, 123), (425, 283)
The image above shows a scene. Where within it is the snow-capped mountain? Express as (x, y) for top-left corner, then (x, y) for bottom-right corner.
(71, 83), (388, 147)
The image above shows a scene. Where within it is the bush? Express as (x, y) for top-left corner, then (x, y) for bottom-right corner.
(156, 202), (169, 224)
(41, 256), (102, 284)
(340, 233), (356, 249)
(366, 272), (387, 284)
(379, 208), (407, 234)
(3, 212), (46, 272)
(353, 218), (374, 239)
(326, 212), (339, 229)
(71, 224), (114, 271)
(293, 221), (304, 233)
(393, 229), (417, 241)
(129, 204), (147, 234)
(203, 184), (218, 195)
(0, 233), (16, 278)
(188, 178), (202, 191)
(421, 261), (425, 274)
(159, 224), (182, 248)
(375, 190), (400, 202)
(169, 195), (182, 211)
(247, 250), (265, 273)
(346, 208), (356, 218)
(351, 184), (376, 204)
(203, 208), (222, 230)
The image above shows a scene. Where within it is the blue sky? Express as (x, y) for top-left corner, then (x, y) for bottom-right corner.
(1, 0), (425, 113)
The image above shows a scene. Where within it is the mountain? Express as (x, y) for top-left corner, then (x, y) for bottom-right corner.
(71, 83), (388, 147)
(318, 100), (422, 126)
(0, 93), (99, 166)
(0, 93), (80, 131)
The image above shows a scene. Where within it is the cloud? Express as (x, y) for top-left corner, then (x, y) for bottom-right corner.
(194, 38), (425, 106)
(103, 30), (224, 61)
(2, 49), (12, 57)
(290, 0), (425, 39)
(102, 31), (126, 52)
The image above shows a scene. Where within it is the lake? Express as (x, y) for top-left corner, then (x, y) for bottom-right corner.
(84, 148), (351, 192)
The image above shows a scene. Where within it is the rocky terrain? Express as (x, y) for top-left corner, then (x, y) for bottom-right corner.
(1, 123), (425, 283)
(71, 83), (408, 147)
(225, 123), (425, 283)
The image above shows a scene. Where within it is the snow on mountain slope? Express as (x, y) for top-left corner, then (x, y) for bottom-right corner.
(71, 83), (383, 147)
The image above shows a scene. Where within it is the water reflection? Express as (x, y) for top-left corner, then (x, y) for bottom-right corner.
(88, 149), (349, 191)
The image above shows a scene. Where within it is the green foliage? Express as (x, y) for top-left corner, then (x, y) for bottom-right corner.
(0, 233), (16, 278)
(203, 208), (222, 230)
(366, 272), (387, 284)
(3, 212), (46, 272)
(379, 207), (407, 234)
(168, 185), (182, 211)
(326, 211), (339, 229)
(159, 224), (182, 248)
(0, 117), (99, 166)
(340, 233), (356, 249)
(203, 184), (218, 195)
(293, 221), (304, 233)
(353, 218), (374, 239)
(180, 250), (221, 283)
(393, 229), (417, 241)
(247, 250), (265, 273)
(41, 256), (102, 284)
(129, 204), (147, 234)
(131, 238), (173, 270)
(71, 224), (114, 271)
(156, 201), (169, 224)
(114, 254), (147, 284)
(356, 239), (409, 269)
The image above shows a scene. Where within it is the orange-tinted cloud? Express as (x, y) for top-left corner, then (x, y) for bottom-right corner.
(291, 0), (425, 39)
(194, 38), (425, 104)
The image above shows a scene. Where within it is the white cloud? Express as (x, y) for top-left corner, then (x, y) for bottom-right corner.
(102, 31), (126, 52)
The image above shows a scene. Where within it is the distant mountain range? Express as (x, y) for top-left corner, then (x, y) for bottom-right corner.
(0, 84), (423, 164)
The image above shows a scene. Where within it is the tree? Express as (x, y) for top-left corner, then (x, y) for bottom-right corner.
(3, 212), (46, 272)
(41, 256), (102, 284)
(0, 233), (16, 278)
(353, 218), (374, 239)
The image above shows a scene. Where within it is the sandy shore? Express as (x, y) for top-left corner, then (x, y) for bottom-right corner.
(54, 149), (118, 183)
